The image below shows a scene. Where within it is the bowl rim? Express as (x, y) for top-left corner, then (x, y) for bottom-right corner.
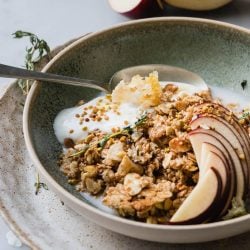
(23, 16), (250, 231)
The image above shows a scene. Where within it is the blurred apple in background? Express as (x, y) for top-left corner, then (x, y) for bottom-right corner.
(164, 0), (232, 11)
(107, 0), (164, 18)
(108, 0), (232, 18)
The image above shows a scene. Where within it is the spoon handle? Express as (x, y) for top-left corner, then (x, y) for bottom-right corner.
(0, 63), (108, 93)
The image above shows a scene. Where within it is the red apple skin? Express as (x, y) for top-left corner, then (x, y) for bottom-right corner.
(189, 133), (236, 219)
(193, 102), (250, 149)
(194, 102), (250, 142)
(205, 149), (232, 219)
(204, 143), (236, 218)
(190, 114), (249, 194)
(189, 128), (244, 197)
(193, 102), (250, 192)
(108, 0), (163, 19)
(202, 148), (229, 192)
(169, 167), (223, 225)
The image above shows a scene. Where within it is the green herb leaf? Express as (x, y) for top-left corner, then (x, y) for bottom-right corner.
(239, 111), (250, 120)
(241, 80), (247, 90)
(223, 197), (247, 220)
(99, 113), (147, 148)
(34, 173), (48, 195)
(12, 30), (50, 95)
(134, 113), (147, 127)
(68, 145), (89, 158)
(97, 130), (130, 149)
(98, 134), (111, 148)
(12, 30), (33, 38)
(68, 113), (148, 158)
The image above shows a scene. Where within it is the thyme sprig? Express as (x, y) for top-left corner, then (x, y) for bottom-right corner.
(241, 80), (248, 90)
(239, 111), (250, 120)
(34, 173), (49, 195)
(98, 131), (130, 149)
(68, 113), (148, 158)
(98, 113), (148, 148)
(69, 145), (90, 158)
(12, 30), (50, 95)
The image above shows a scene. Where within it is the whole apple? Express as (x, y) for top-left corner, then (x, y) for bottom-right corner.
(108, 0), (164, 18)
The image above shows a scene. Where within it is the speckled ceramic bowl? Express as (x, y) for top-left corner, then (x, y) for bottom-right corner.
(23, 17), (250, 243)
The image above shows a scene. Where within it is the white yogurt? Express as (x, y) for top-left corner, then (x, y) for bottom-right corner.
(54, 81), (208, 144)
(210, 85), (250, 113)
(54, 96), (142, 144)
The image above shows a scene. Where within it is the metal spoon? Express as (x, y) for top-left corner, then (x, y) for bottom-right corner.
(0, 63), (109, 93)
(0, 63), (207, 93)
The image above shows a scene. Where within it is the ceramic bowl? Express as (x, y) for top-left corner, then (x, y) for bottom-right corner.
(23, 17), (250, 243)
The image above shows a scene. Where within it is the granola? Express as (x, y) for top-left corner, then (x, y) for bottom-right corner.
(58, 73), (214, 224)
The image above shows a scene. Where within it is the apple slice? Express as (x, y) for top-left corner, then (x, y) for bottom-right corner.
(197, 102), (250, 144)
(191, 114), (249, 194)
(199, 143), (234, 217)
(199, 143), (224, 176)
(190, 137), (236, 218)
(202, 150), (227, 188)
(189, 128), (244, 203)
(193, 102), (250, 191)
(200, 144), (221, 176)
(170, 99), (250, 223)
(193, 102), (250, 159)
(108, 0), (163, 18)
(170, 168), (222, 224)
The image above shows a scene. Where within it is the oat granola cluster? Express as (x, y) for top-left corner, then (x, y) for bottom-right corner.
(59, 84), (212, 224)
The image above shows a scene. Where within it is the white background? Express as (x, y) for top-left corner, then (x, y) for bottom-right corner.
(0, 0), (250, 249)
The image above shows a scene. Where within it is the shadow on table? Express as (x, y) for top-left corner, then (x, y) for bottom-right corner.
(125, 231), (250, 250)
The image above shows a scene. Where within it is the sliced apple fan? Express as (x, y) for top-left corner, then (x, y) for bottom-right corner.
(170, 103), (249, 224)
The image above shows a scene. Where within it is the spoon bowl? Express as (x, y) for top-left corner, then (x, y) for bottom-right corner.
(110, 64), (207, 91)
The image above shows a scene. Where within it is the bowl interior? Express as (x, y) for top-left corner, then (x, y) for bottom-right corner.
(27, 18), (250, 207)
